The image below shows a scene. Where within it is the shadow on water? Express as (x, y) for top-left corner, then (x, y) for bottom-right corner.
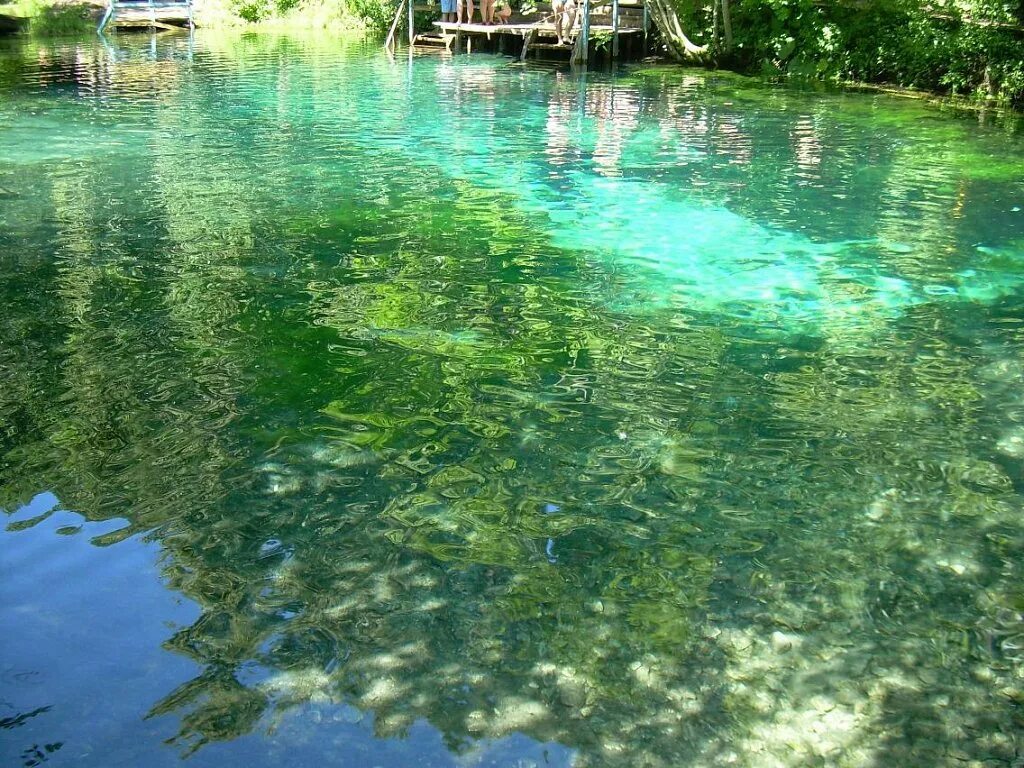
(1, 29), (1024, 767)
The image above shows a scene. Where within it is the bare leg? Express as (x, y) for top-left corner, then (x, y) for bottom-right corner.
(467, 0), (475, 22)
(483, 0), (494, 23)
(553, 0), (564, 43)
(564, 0), (576, 42)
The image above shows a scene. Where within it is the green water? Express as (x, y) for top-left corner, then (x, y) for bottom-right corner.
(2, 30), (1024, 768)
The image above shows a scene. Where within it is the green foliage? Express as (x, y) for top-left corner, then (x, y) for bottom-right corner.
(675, 0), (1024, 106)
(590, 28), (613, 52)
(217, 0), (396, 29)
(7, 0), (98, 35)
(347, 0), (393, 29)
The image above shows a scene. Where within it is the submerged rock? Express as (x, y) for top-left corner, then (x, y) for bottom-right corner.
(865, 488), (900, 521)
(996, 426), (1024, 459)
(944, 457), (1013, 493)
(266, 473), (302, 496)
(978, 358), (1024, 383)
(770, 631), (802, 653)
(305, 442), (383, 469)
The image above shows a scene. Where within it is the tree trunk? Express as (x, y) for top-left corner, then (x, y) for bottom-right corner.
(645, 0), (709, 60)
(721, 0), (732, 49)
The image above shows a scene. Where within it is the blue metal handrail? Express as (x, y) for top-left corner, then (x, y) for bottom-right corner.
(97, 0), (114, 32)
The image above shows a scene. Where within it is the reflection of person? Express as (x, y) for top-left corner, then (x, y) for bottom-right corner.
(553, 0), (576, 45)
(441, 0), (457, 22)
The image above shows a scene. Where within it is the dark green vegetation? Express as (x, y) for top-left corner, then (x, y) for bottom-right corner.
(0, 0), (101, 36)
(670, 0), (1024, 106)
(219, 0), (392, 29)
(2, 32), (1024, 767)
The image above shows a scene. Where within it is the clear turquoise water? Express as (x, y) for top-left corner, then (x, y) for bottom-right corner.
(2, 30), (1024, 768)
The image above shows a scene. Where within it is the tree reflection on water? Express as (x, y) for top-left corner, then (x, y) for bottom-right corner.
(2, 31), (1024, 767)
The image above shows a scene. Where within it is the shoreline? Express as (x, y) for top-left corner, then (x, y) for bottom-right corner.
(633, 62), (1024, 121)
(0, 14), (1020, 116)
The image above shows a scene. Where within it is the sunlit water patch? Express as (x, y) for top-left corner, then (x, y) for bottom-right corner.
(2, 30), (1024, 768)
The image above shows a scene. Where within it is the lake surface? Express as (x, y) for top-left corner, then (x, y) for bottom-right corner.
(2, 30), (1024, 767)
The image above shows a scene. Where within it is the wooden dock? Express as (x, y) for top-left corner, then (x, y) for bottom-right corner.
(98, 0), (193, 32)
(427, 20), (644, 61)
(387, 0), (650, 64)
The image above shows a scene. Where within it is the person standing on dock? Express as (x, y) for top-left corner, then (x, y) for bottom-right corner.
(457, 0), (495, 24)
(553, 0), (577, 45)
(441, 0), (457, 22)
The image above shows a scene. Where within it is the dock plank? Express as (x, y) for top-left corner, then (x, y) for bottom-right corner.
(433, 21), (642, 34)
